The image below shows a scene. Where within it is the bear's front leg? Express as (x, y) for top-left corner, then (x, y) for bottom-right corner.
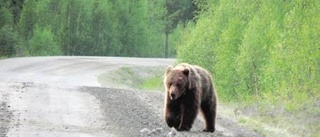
(165, 111), (180, 128)
(177, 104), (198, 131)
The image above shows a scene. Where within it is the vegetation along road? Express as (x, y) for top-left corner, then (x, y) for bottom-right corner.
(0, 57), (261, 137)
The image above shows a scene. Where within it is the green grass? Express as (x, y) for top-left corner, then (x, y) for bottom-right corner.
(138, 75), (163, 91)
(228, 95), (320, 137)
(98, 67), (142, 89)
(97, 66), (165, 91)
(0, 56), (8, 60)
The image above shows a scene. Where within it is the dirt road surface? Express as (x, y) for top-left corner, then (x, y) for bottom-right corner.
(0, 57), (261, 137)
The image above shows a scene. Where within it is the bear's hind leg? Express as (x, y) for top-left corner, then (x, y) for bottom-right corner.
(200, 101), (216, 132)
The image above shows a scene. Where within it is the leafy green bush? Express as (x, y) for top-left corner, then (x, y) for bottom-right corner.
(0, 4), (16, 57)
(177, 1), (320, 135)
(28, 26), (61, 56)
(177, 0), (320, 108)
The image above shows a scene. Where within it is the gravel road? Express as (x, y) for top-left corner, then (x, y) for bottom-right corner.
(0, 57), (261, 137)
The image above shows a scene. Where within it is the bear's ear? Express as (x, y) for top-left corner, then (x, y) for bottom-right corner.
(182, 68), (189, 76)
(183, 67), (194, 89)
(166, 65), (173, 76)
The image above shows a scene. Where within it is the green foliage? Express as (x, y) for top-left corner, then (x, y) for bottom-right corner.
(164, 0), (199, 58)
(0, 1), (16, 56)
(2, 0), (197, 57)
(0, 25), (17, 56)
(18, 0), (37, 41)
(28, 26), (61, 56)
(177, 0), (320, 135)
(165, 0), (197, 33)
(178, 0), (320, 104)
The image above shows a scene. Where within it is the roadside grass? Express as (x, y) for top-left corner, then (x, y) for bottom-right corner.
(98, 66), (164, 91)
(0, 56), (8, 60)
(98, 66), (320, 137)
(98, 67), (142, 89)
(138, 75), (164, 91)
(230, 94), (320, 137)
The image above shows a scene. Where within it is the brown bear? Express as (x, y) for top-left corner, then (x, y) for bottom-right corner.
(163, 63), (217, 132)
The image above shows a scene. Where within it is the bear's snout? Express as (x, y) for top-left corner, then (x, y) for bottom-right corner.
(169, 87), (179, 100)
(170, 93), (176, 100)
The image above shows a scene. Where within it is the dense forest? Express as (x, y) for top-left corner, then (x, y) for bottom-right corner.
(177, 0), (320, 135)
(0, 0), (198, 57)
(178, 0), (320, 105)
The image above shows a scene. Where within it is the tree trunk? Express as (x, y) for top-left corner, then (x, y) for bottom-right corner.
(165, 32), (169, 58)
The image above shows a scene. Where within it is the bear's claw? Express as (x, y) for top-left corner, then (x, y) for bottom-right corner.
(203, 128), (215, 132)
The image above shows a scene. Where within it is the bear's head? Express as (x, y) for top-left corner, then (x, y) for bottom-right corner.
(164, 65), (193, 100)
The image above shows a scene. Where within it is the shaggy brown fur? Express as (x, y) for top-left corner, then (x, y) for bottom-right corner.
(163, 63), (217, 132)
